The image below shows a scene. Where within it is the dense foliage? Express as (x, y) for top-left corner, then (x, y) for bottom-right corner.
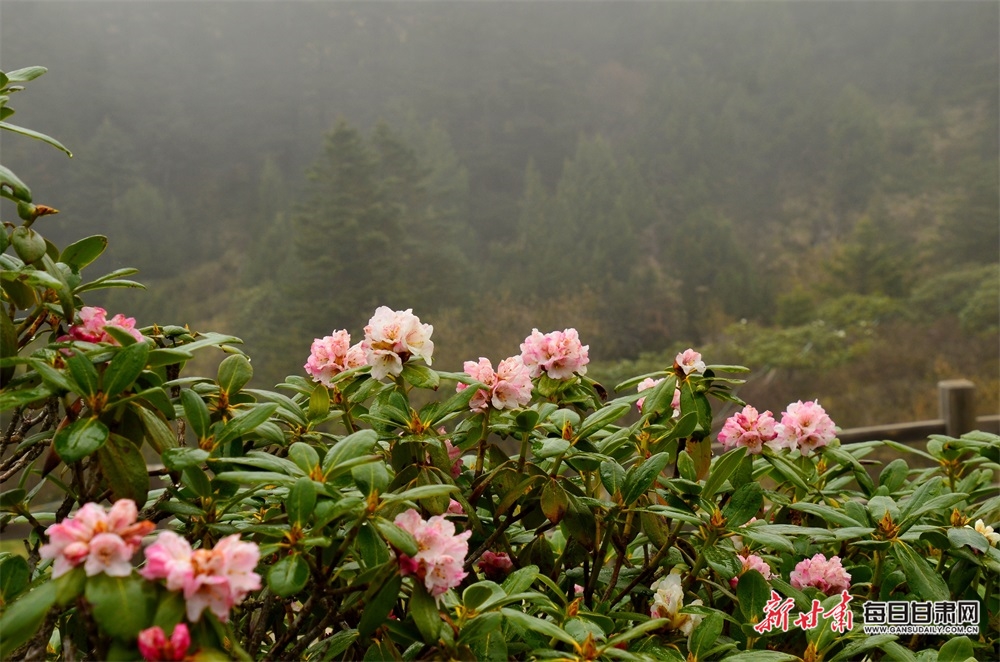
(2, 70), (999, 661)
(2, 3), (997, 424)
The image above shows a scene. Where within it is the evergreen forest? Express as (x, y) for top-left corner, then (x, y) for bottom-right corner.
(2, 1), (997, 428)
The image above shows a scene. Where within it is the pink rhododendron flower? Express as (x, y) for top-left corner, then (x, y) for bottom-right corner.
(137, 624), (191, 662)
(718, 405), (779, 455)
(773, 400), (838, 454)
(141, 531), (261, 622)
(447, 499), (464, 515)
(362, 307), (434, 380)
(40, 499), (154, 578)
(393, 509), (471, 600)
(457, 356), (533, 412)
(730, 554), (773, 587)
(519, 328), (589, 380)
(477, 551), (514, 581)
(649, 571), (703, 635)
(67, 306), (144, 345)
(675, 348), (706, 376)
(789, 553), (852, 595)
(304, 330), (366, 386)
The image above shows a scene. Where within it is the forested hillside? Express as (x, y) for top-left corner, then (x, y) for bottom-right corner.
(2, 2), (997, 426)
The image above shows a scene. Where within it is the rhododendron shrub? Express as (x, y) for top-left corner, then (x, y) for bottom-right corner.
(3, 66), (998, 661)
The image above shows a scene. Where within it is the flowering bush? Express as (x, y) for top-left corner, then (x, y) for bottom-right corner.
(2, 66), (999, 661)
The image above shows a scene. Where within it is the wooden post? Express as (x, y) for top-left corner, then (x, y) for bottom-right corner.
(939, 380), (976, 438)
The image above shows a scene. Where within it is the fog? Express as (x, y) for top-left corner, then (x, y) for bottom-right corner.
(2, 1), (997, 426)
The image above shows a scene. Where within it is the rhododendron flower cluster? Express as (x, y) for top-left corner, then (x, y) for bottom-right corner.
(519, 328), (589, 380)
(393, 509), (471, 600)
(137, 624), (191, 662)
(718, 405), (779, 454)
(635, 377), (681, 416)
(141, 531), (261, 622)
(649, 571), (703, 635)
(40, 499), (154, 578)
(789, 553), (852, 595)
(457, 356), (533, 411)
(774, 400), (838, 454)
(675, 348), (706, 376)
(304, 330), (366, 386)
(67, 306), (144, 345)
(730, 554), (773, 587)
(362, 307), (434, 380)
(476, 550), (514, 581)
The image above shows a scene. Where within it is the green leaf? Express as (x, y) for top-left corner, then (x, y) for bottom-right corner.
(878, 458), (909, 492)
(829, 635), (903, 662)
(622, 452), (671, 505)
(85, 574), (156, 640)
(40, 254), (74, 321)
(0, 581), (57, 659)
(703, 546), (742, 581)
(267, 554), (309, 597)
(358, 572), (402, 638)
(410, 580), (442, 643)
(288, 442), (320, 474)
(723, 483), (763, 527)
(60, 235), (108, 271)
(10, 226), (46, 263)
(5, 66), (47, 83)
(383, 484), (458, 504)
(182, 466), (213, 499)
(135, 406), (177, 454)
(735, 569), (770, 624)
(947, 527), (989, 553)
(501, 565), (539, 596)
(97, 433), (150, 505)
(788, 502), (863, 528)
(462, 581), (506, 610)
(217, 354), (252, 396)
(66, 352), (99, 398)
(54, 416), (109, 463)
(599, 460), (626, 499)
(541, 479), (569, 524)
(459, 611), (504, 645)
(352, 460), (389, 496)
(287, 477), (317, 526)
(102, 341), (150, 397)
(373, 518), (419, 557)
(0, 164), (31, 203)
(500, 608), (577, 646)
(322, 429), (378, 477)
(180, 390), (211, 443)
(702, 446), (747, 501)
(162, 447), (210, 471)
(0, 488), (25, 510)
(215, 403), (278, 445)
(0, 554), (30, 604)
(0, 121), (72, 156)
(891, 541), (950, 601)
(307, 382), (330, 422)
(26, 358), (74, 393)
(576, 402), (630, 440)
(0, 308), (16, 385)
(937, 636), (975, 662)
(401, 362), (439, 389)
(689, 611), (724, 661)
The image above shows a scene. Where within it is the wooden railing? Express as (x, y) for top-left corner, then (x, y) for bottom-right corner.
(837, 379), (1000, 445)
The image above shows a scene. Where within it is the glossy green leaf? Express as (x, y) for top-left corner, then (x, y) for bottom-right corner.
(352, 460), (389, 496)
(0, 164), (31, 202)
(5, 66), (47, 83)
(54, 416), (109, 463)
(268, 554), (309, 597)
(217, 354), (252, 395)
(66, 352), (99, 398)
(701, 446), (746, 500)
(357, 572), (402, 638)
(723, 483), (763, 527)
(0, 121), (72, 156)
(937, 636), (975, 662)
(401, 362), (439, 389)
(102, 341), (150, 397)
(135, 406), (177, 453)
(373, 518), (419, 557)
(891, 541), (950, 601)
(735, 569), (770, 624)
(97, 433), (150, 505)
(307, 382), (330, 422)
(410, 580), (442, 643)
(500, 607), (576, 646)
(85, 574), (156, 640)
(0, 308), (15, 385)
(599, 460), (626, 499)
(541, 479), (569, 524)
(947, 527), (989, 553)
(0, 580), (56, 659)
(215, 403), (278, 445)
(622, 452), (670, 505)
(0, 554), (30, 603)
(287, 477), (317, 526)
(322, 429), (378, 476)
(162, 447), (210, 471)
(60, 235), (107, 270)
(576, 402), (630, 440)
